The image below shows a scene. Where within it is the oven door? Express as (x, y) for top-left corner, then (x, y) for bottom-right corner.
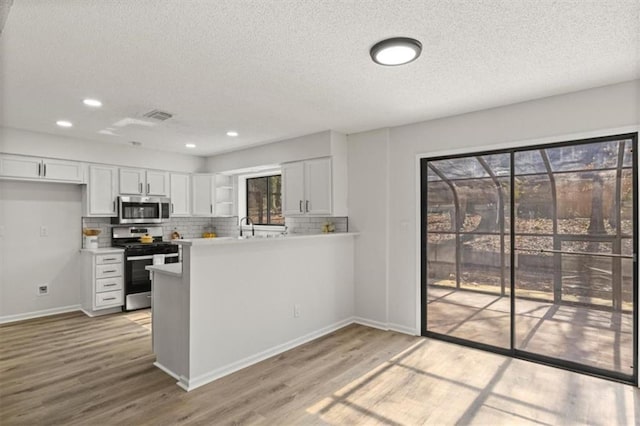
(118, 196), (169, 224)
(124, 253), (179, 310)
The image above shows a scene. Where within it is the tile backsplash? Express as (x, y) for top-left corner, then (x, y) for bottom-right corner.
(82, 215), (348, 247)
(284, 216), (348, 235)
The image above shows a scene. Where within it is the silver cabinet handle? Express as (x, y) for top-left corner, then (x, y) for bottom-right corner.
(103, 297), (116, 301)
(139, 182), (143, 193)
(113, 200), (116, 212)
(306, 200), (309, 213)
(299, 200), (303, 213)
(104, 283), (117, 287)
(38, 163), (42, 176)
(210, 204), (213, 214)
(171, 203), (174, 213)
(43, 164), (46, 177)
(102, 270), (117, 273)
(147, 183), (150, 193)
(103, 258), (117, 261)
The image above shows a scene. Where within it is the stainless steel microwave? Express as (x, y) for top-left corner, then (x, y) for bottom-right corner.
(113, 196), (171, 224)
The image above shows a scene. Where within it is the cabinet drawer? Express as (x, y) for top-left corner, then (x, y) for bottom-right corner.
(95, 290), (123, 308)
(96, 277), (123, 293)
(96, 253), (123, 265)
(95, 263), (123, 279)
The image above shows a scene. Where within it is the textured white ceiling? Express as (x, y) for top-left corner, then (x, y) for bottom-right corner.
(1, 0), (638, 156)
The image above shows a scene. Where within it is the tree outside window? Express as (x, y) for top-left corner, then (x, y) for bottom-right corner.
(246, 175), (283, 225)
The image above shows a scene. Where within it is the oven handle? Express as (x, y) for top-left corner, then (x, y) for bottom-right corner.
(127, 253), (179, 261)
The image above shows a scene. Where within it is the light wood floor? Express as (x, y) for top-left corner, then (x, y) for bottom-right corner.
(427, 287), (634, 375)
(1, 311), (639, 425)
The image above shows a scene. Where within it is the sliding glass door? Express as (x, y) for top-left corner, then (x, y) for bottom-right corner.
(421, 133), (638, 383)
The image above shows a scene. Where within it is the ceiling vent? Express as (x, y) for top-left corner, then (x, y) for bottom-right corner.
(143, 109), (173, 121)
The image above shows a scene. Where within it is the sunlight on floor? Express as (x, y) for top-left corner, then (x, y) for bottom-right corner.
(305, 337), (639, 425)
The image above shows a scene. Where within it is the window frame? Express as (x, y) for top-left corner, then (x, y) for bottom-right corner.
(245, 173), (284, 226)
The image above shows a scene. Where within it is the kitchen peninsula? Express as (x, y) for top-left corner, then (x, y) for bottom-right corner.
(147, 233), (357, 391)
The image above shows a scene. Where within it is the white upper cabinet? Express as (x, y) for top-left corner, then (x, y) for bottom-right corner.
(192, 174), (214, 216)
(119, 168), (169, 196)
(147, 170), (169, 196)
(0, 154), (83, 183)
(83, 165), (118, 216)
(282, 157), (332, 216)
(304, 158), (332, 215)
(282, 162), (305, 215)
(170, 173), (191, 216)
(119, 168), (145, 195)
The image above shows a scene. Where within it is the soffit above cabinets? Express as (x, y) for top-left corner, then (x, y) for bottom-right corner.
(0, 1), (638, 156)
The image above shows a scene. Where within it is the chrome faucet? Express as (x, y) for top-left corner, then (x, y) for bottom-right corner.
(239, 216), (255, 237)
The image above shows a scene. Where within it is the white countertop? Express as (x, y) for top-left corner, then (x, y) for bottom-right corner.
(80, 247), (124, 254)
(146, 262), (183, 277)
(173, 232), (359, 247)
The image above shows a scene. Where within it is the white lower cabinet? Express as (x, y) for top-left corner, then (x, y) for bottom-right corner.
(81, 249), (124, 316)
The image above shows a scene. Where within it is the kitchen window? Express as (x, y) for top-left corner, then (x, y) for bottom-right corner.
(246, 174), (284, 225)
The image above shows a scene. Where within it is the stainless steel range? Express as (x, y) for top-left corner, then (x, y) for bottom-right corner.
(112, 226), (179, 311)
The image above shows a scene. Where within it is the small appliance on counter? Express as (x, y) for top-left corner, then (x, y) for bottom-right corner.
(82, 228), (101, 249)
(112, 226), (179, 311)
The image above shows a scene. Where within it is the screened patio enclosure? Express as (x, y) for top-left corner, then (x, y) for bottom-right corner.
(421, 133), (638, 384)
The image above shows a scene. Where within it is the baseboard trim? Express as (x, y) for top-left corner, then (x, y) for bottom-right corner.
(388, 322), (418, 336)
(153, 361), (180, 381)
(353, 317), (418, 336)
(353, 317), (388, 331)
(80, 306), (122, 318)
(180, 317), (355, 392)
(0, 305), (81, 324)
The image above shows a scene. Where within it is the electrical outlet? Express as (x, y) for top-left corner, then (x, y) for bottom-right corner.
(40, 225), (48, 237)
(293, 304), (300, 318)
(37, 283), (49, 296)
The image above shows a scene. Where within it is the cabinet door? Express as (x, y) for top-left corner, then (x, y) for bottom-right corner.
(88, 165), (118, 215)
(0, 154), (41, 179)
(282, 162), (305, 216)
(192, 174), (214, 216)
(146, 171), (169, 196)
(119, 168), (145, 195)
(170, 173), (191, 216)
(305, 158), (332, 215)
(42, 159), (83, 182)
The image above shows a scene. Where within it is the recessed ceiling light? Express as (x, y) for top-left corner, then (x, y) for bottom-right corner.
(185, 143), (196, 148)
(226, 131), (239, 137)
(370, 37), (422, 66)
(83, 98), (102, 107)
(56, 120), (73, 128)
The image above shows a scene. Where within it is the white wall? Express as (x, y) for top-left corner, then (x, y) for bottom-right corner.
(0, 127), (206, 173)
(0, 181), (83, 320)
(348, 79), (640, 333)
(176, 235), (355, 390)
(347, 128), (389, 327)
(206, 130), (333, 173)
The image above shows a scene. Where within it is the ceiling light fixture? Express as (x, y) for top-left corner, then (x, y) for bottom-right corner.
(370, 37), (422, 66)
(83, 98), (102, 107)
(226, 131), (238, 137)
(56, 120), (73, 128)
(185, 143), (196, 148)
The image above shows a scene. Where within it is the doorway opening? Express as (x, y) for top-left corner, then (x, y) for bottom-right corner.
(421, 133), (638, 384)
